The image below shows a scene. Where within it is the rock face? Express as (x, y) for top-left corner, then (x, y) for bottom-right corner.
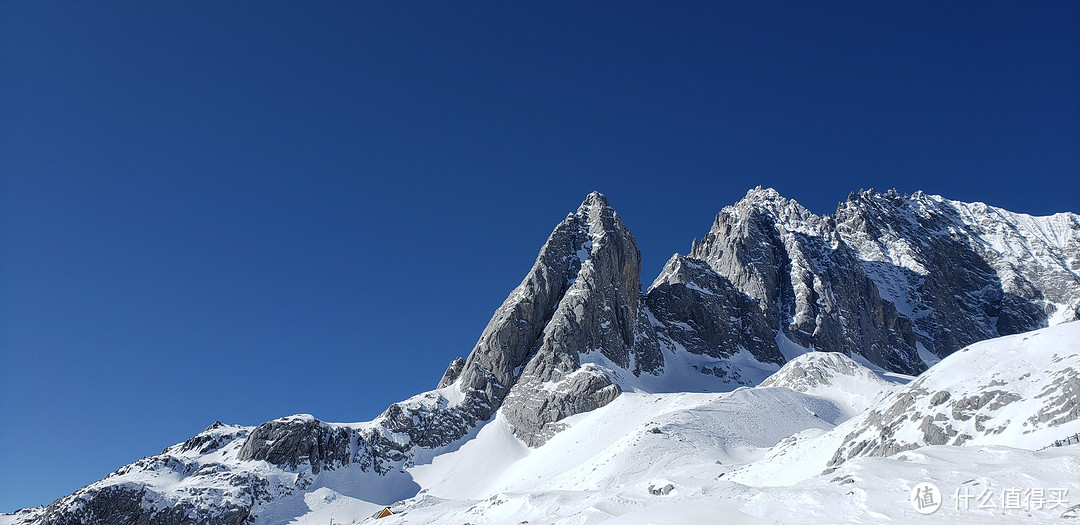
(26, 423), (260, 525)
(33, 484), (252, 525)
(646, 254), (781, 366)
(646, 187), (1080, 377)
(832, 189), (1080, 354)
(454, 192), (663, 445)
(647, 188), (924, 376)
(237, 416), (354, 474)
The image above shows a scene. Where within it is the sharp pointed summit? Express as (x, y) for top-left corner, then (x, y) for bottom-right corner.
(581, 190), (610, 207)
(448, 191), (662, 445)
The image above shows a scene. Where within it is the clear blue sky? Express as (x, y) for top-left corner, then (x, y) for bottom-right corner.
(1, 1), (1077, 512)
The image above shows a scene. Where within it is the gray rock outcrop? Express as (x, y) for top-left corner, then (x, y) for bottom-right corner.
(833, 189), (1080, 355)
(453, 192), (663, 445)
(237, 415), (355, 474)
(646, 187), (1080, 376)
(647, 254), (784, 366)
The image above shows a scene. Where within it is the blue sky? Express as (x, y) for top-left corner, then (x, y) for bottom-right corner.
(1, 1), (1077, 512)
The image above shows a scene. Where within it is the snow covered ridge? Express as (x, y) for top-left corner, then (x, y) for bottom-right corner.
(729, 321), (1080, 486)
(4, 189), (1079, 524)
(827, 320), (1080, 466)
(757, 351), (903, 418)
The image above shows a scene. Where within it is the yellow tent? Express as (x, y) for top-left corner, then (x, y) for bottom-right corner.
(375, 507), (393, 519)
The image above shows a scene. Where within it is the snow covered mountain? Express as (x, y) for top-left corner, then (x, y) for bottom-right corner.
(649, 187), (1080, 378)
(4, 189), (1078, 524)
(451, 192), (664, 447)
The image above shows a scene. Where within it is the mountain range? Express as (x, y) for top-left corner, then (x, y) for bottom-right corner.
(4, 188), (1078, 524)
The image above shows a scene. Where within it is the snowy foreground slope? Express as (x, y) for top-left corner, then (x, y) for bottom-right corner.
(382, 323), (1080, 524)
(4, 190), (1078, 524)
(7, 322), (1079, 524)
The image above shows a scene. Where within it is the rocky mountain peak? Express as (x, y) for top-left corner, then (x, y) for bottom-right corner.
(655, 186), (1079, 380)
(579, 190), (611, 211)
(574, 191), (629, 254)
(431, 192), (663, 446)
(495, 193), (662, 445)
(709, 187), (828, 246)
(740, 185), (785, 204)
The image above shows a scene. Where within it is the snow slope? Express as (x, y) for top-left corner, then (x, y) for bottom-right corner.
(6, 325), (1078, 524)
(368, 325), (1080, 524)
(758, 351), (904, 418)
(828, 320), (1080, 463)
(412, 387), (850, 501)
(731, 321), (1080, 489)
(371, 445), (1080, 524)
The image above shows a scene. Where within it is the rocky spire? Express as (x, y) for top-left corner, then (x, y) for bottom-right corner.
(447, 191), (663, 445)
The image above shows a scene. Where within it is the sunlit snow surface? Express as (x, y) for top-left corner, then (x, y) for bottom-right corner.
(4, 323), (1078, 525)
(363, 323), (1080, 524)
(382, 323), (1080, 524)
